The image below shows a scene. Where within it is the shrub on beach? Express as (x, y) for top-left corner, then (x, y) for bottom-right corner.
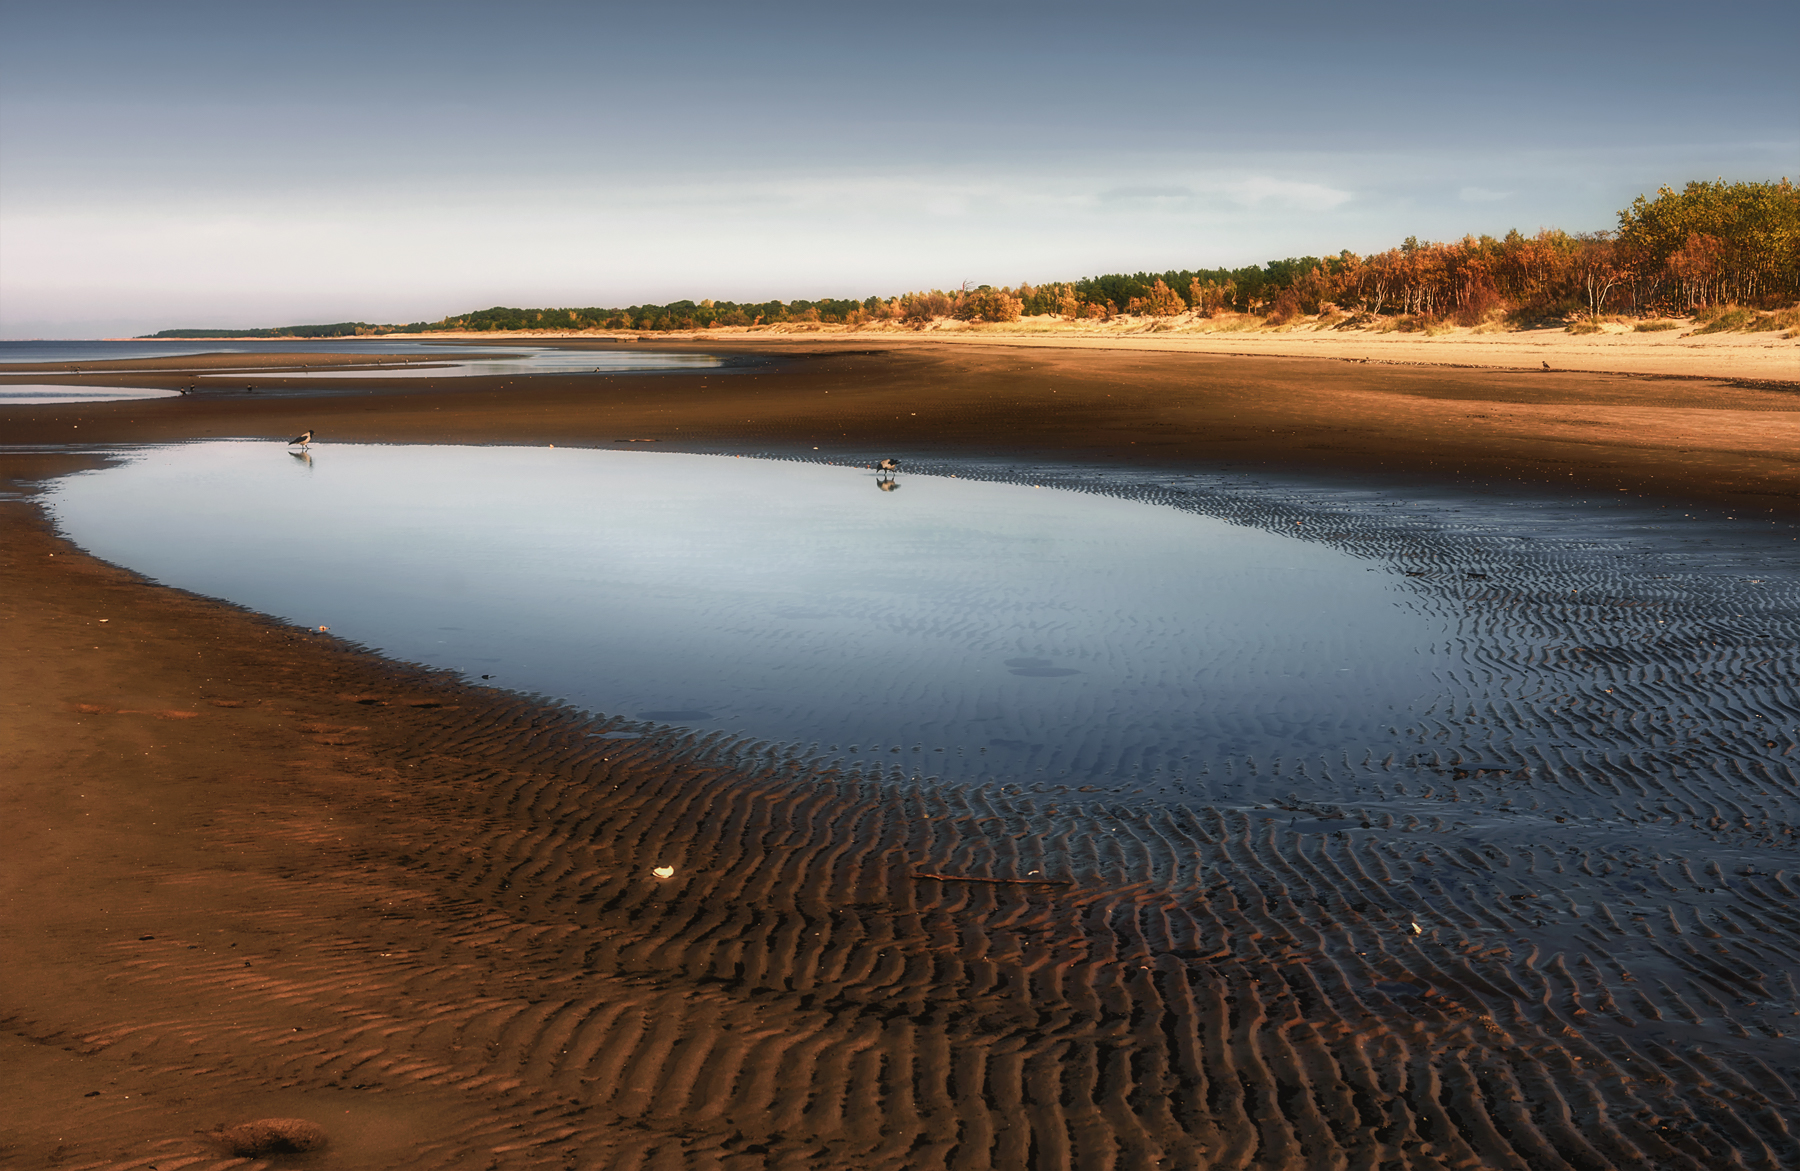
(1262, 288), (1305, 326)
(899, 290), (954, 325)
(1691, 303), (1800, 335)
(952, 287), (1024, 323)
(1126, 279), (1187, 318)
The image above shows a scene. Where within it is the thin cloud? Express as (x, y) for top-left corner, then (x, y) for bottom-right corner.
(1097, 186), (1197, 202)
(1219, 177), (1355, 211)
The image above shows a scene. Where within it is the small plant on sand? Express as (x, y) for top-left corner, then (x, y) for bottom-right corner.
(1749, 304), (1800, 332)
(1691, 304), (1759, 335)
(1565, 321), (1603, 334)
(1634, 319), (1682, 331)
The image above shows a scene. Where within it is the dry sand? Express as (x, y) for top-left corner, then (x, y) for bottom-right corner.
(326, 313), (1800, 380)
(4, 344), (1799, 1169)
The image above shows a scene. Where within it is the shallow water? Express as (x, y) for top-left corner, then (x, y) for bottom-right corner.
(47, 442), (1449, 784)
(0, 338), (517, 364)
(253, 349), (722, 378)
(0, 340), (719, 385)
(0, 384), (181, 404)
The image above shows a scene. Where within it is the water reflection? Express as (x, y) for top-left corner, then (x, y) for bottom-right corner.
(0, 385), (181, 405)
(46, 443), (1444, 784)
(1, 339), (528, 365)
(256, 349), (720, 379)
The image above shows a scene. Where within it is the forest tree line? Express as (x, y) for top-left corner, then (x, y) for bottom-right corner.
(150, 179), (1797, 338)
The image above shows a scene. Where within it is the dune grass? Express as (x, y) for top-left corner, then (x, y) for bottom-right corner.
(1692, 304), (1800, 335)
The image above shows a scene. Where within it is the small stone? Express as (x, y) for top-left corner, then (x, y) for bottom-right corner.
(215, 1117), (328, 1155)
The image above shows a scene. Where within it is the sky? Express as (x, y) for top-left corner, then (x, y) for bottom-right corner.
(1, 0), (1795, 337)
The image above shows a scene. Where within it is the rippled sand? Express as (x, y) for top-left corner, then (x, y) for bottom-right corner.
(6, 449), (1796, 1169)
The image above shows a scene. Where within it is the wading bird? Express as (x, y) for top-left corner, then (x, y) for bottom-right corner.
(877, 457), (900, 473)
(288, 429), (314, 449)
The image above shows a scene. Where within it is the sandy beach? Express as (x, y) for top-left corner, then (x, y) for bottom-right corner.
(5, 341), (1800, 1169)
(6, 334), (1799, 514)
(342, 314), (1800, 380)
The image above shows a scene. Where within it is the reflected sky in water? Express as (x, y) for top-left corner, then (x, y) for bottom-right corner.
(0, 339), (517, 365)
(0, 384), (180, 404)
(46, 443), (1444, 784)
(261, 349), (721, 378)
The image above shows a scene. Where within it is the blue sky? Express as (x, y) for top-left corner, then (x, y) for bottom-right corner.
(2, 0), (1794, 337)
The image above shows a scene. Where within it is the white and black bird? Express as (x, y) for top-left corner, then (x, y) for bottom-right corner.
(288, 429), (314, 449)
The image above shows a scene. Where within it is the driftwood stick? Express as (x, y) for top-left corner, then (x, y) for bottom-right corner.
(910, 872), (1074, 885)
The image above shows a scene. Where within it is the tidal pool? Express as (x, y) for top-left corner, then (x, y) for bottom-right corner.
(46, 442), (1445, 784)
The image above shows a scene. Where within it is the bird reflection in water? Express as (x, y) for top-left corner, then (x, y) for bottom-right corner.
(875, 456), (900, 492)
(288, 450), (314, 468)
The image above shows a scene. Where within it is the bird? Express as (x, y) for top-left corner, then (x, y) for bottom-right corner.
(1541, 361), (1551, 371)
(288, 429), (314, 449)
(877, 457), (900, 472)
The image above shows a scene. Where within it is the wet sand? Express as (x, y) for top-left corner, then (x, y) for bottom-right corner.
(4, 344), (1800, 1169)
(5, 339), (1799, 515)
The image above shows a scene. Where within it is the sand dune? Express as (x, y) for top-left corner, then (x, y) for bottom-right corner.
(375, 316), (1800, 381)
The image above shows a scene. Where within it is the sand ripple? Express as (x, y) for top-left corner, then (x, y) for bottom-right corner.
(26, 464), (1800, 1170)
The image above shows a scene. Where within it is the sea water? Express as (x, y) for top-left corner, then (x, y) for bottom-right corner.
(45, 442), (1443, 785)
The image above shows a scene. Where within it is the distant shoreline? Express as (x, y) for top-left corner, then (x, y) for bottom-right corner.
(89, 313), (1800, 381)
(6, 337), (1796, 515)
